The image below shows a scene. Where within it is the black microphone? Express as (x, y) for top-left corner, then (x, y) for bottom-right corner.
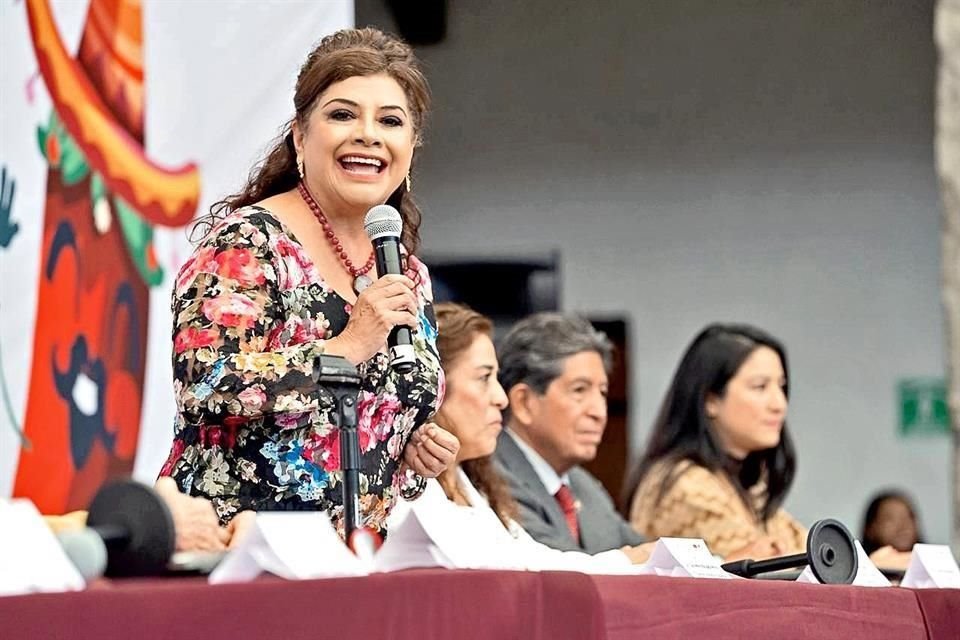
(76, 480), (176, 577)
(364, 204), (415, 373)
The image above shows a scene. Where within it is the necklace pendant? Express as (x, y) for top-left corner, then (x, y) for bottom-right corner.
(353, 274), (374, 295)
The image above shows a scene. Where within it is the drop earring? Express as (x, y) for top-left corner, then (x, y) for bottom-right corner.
(405, 173), (412, 191)
(297, 155), (305, 180)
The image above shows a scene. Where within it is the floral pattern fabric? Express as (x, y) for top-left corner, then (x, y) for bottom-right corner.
(159, 206), (444, 536)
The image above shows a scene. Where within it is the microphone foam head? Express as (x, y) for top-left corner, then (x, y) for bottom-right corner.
(364, 205), (403, 240)
(58, 529), (108, 581)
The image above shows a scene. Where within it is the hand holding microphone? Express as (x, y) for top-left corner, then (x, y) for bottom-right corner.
(327, 205), (418, 371)
(329, 274), (418, 365)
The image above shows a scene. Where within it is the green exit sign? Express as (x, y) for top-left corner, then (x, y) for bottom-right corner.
(898, 377), (950, 436)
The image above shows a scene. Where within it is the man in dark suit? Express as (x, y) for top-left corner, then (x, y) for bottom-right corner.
(493, 313), (649, 559)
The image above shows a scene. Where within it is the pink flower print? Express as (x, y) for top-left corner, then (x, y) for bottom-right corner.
(307, 429), (340, 472)
(371, 393), (403, 442)
(275, 412), (303, 430)
(387, 432), (404, 457)
(175, 246), (216, 293)
(436, 368), (447, 407)
(266, 323), (286, 349)
(356, 391), (378, 453)
(356, 392), (402, 453)
(173, 326), (220, 354)
(214, 247), (266, 288)
(274, 236), (315, 290)
(237, 386), (267, 412)
(202, 294), (261, 330)
(287, 316), (319, 345)
(407, 254), (432, 300)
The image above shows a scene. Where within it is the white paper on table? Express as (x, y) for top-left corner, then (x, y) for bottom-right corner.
(852, 540), (893, 586)
(795, 565), (818, 584)
(796, 540), (890, 587)
(638, 537), (733, 580)
(0, 499), (86, 597)
(209, 512), (367, 584)
(373, 504), (455, 572)
(901, 543), (960, 589)
(376, 480), (521, 572)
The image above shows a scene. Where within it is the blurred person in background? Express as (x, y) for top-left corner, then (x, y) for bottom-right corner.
(861, 490), (923, 555)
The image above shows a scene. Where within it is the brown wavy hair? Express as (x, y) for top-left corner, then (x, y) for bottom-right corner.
(195, 27), (431, 254)
(435, 303), (517, 527)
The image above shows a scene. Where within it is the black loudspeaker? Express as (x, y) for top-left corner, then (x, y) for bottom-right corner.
(385, 0), (447, 45)
(427, 255), (560, 326)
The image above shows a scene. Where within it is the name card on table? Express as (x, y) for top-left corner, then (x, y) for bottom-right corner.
(0, 499), (85, 597)
(796, 540), (890, 587)
(210, 512), (368, 584)
(638, 537), (733, 579)
(375, 479), (522, 572)
(901, 544), (960, 589)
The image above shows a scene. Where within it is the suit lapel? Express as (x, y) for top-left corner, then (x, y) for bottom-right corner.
(496, 432), (579, 547)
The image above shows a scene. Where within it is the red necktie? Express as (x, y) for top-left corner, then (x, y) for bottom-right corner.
(554, 484), (580, 542)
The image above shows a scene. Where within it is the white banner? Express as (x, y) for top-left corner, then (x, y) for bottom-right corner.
(0, 0), (353, 511)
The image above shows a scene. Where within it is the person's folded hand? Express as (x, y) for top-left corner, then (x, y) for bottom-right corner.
(620, 541), (657, 564)
(868, 544), (912, 571)
(155, 477), (230, 551)
(226, 510), (258, 549)
(402, 423), (460, 478)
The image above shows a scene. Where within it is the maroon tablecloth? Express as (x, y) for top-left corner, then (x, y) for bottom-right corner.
(1, 570), (605, 640)
(2, 570), (957, 640)
(914, 588), (960, 640)
(593, 575), (946, 640)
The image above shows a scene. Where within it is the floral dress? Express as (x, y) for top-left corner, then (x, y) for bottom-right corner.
(159, 206), (444, 536)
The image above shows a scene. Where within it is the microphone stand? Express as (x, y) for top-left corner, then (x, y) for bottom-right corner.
(721, 552), (811, 577)
(720, 518), (858, 585)
(314, 355), (363, 542)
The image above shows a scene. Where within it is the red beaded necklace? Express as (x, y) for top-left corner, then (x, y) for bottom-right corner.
(297, 180), (376, 295)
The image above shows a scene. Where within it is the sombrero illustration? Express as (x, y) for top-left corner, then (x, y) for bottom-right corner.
(14, 0), (201, 512)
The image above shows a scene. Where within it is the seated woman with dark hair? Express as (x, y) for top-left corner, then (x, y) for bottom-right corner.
(623, 324), (806, 561)
(386, 303), (653, 571)
(624, 324), (912, 568)
(861, 490), (923, 556)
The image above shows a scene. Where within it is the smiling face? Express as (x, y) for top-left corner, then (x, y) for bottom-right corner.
(293, 73), (416, 214)
(867, 497), (919, 552)
(435, 333), (509, 463)
(705, 346), (788, 459)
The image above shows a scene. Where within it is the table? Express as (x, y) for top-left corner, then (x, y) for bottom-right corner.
(594, 575), (957, 639)
(2, 570), (605, 640)
(2, 570), (957, 640)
